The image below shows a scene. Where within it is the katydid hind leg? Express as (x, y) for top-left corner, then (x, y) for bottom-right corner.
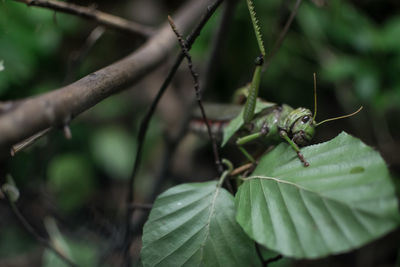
(235, 124), (269, 163)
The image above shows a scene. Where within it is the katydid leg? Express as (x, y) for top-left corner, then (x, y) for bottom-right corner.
(236, 131), (265, 163)
(279, 130), (310, 167)
(243, 56), (264, 124)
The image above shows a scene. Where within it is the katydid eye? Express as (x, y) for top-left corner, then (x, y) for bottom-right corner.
(302, 116), (310, 123)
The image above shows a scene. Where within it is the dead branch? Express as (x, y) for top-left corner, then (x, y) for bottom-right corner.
(0, 0), (212, 158)
(12, 0), (156, 37)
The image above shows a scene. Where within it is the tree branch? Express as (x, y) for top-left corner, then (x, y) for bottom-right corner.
(0, 0), (214, 159)
(12, 0), (156, 37)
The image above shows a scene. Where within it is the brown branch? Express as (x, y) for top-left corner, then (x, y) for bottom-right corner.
(230, 162), (253, 176)
(12, 0), (156, 37)
(0, 0), (213, 159)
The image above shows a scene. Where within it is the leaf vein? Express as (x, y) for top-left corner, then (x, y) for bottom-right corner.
(299, 189), (330, 251)
(258, 179), (277, 246)
(276, 182), (305, 255)
(150, 222), (208, 266)
(321, 198), (354, 246)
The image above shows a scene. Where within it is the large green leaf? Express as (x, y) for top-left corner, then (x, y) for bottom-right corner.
(235, 132), (400, 259)
(141, 181), (260, 267)
(221, 100), (275, 147)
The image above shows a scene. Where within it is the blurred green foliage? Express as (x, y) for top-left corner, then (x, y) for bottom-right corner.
(297, 1), (400, 112)
(0, 1), (79, 97)
(194, 0), (400, 116)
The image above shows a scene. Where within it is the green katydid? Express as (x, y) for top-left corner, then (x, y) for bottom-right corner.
(191, 0), (362, 167)
(221, 70), (363, 167)
(219, 0), (362, 167)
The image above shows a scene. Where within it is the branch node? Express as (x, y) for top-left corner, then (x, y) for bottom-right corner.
(63, 125), (72, 140)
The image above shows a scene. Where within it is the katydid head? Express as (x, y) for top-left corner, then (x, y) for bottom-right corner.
(286, 108), (316, 146)
(283, 73), (318, 146)
(280, 73), (362, 150)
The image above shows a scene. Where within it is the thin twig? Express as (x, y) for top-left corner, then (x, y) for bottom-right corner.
(230, 162), (253, 176)
(10, 128), (51, 156)
(168, 16), (223, 174)
(0, 188), (78, 267)
(121, 1), (224, 265)
(264, 0), (303, 69)
(12, 0), (155, 37)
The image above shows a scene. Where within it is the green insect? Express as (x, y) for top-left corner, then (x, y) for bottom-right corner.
(221, 58), (362, 167)
(218, 0), (362, 167)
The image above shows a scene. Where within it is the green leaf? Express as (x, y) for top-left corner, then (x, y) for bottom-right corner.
(141, 181), (260, 267)
(235, 132), (400, 259)
(221, 100), (275, 147)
